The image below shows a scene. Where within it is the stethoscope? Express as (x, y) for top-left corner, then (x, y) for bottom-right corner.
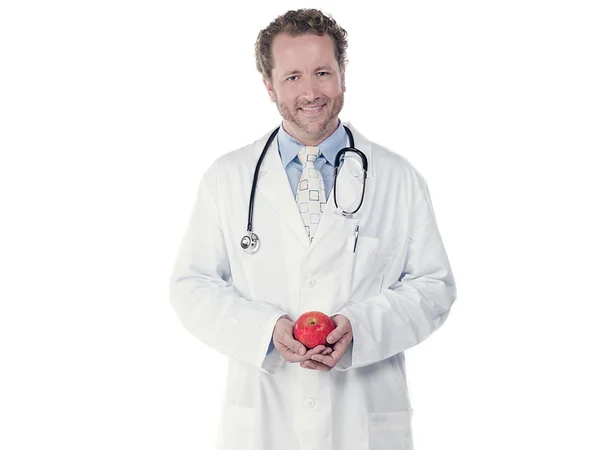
(240, 125), (368, 254)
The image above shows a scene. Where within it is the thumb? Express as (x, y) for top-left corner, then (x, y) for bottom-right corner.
(327, 332), (337, 344)
(297, 345), (306, 355)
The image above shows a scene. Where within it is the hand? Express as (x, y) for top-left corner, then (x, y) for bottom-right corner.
(273, 316), (333, 363)
(300, 314), (353, 371)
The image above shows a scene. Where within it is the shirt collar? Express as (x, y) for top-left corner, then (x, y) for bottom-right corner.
(277, 120), (347, 167)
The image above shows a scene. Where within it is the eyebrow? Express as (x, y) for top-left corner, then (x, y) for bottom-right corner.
(281, 65), (336, 78)
(315, 65), (335, 72)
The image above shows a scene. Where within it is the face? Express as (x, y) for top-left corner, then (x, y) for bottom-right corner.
(263, 32), (346, 146)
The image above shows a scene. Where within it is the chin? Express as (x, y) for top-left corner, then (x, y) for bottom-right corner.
(299, 117), (335, 135)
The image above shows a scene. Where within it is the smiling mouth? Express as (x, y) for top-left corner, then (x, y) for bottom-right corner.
(299, 104), (325, 112)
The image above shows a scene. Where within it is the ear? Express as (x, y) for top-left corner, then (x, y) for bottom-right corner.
(341, 70), (346, 93)
(263, 78), (277, 102)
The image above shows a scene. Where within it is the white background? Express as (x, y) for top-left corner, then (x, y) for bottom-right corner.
(1, 0), (599, 449)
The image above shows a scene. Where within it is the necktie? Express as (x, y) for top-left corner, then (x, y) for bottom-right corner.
(296, 146), (326, 242)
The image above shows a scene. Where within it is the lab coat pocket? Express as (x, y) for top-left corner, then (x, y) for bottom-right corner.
(368, 409), (413, 450)
(217, 405), (256, 450)
(339, 236), (380, 302)
(388, 353), (407, 387)
(377, 239), (406, 292)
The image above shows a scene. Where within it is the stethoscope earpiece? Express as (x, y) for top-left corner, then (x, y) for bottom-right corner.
(240, 232), (260, 254)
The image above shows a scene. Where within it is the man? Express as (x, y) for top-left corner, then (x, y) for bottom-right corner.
(170, 8), (456, 450)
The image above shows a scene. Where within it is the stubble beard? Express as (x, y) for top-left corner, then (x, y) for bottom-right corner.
(275, 93), (345, 141)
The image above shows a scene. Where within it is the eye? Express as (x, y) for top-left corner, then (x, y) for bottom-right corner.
(317, 71), (329, 77)
(287, 75), (298, 81)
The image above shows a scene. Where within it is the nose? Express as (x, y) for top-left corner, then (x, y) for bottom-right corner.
(301, 77), (319, 102)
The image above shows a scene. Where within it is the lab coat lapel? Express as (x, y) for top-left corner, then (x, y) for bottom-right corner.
(310, 123), (375, 249)
(254, 130), (311, 250)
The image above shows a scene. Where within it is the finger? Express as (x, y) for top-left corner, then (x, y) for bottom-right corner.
(329, 329), (352, 347)
(312, 360), (332, 371)
(300, 361), (314, 370)
(326, 337), (352, 364)
(326, 328), (345, 345)
(279, 336), (307, 357)
(278, 343), (323, 363)
(281, 346), (305, 363)
(275, 325), (308, 355)
(306, 345), (326, 355)
(307, 345), (332, 355)
(312, 336), (352, 367)
(313, 345), (334, 356)
(277, 342), (307, 363)
(301, 360), (331, 371)
(300, 345), (327, 362)
(311, 353), (337, 367)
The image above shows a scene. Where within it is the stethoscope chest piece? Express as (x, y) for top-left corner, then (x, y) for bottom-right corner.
(240, 232), (260, 254)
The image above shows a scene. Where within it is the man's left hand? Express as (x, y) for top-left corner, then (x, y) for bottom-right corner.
(300, 314), (353, 371)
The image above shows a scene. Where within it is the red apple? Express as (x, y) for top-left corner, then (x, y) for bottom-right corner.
(293, 311), (336, 349)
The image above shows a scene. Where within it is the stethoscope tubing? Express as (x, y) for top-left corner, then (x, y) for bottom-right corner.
(247, 128), (279, 234)
(241, 125), (367, 254)
(246, 125), (363, 233)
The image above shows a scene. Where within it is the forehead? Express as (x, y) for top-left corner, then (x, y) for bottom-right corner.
(271, 32), (338, 72)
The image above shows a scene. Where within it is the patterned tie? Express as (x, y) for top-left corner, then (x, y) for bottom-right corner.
(296, 146), (327, 242)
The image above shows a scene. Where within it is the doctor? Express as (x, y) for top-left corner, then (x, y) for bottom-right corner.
(170, 8), (456, 450)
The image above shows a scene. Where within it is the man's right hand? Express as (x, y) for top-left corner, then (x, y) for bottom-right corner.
(273, 316), (333, 363)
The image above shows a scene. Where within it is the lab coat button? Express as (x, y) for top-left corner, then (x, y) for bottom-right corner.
(305, 398), (316, 409)
(305, 278), (316, 288)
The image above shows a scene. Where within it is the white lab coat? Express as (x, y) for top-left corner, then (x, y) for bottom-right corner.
(170, 123), (456, 450)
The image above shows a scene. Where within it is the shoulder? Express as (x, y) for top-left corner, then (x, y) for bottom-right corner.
(372, 142), (419, 176)
(212, 143), (254, 174)
(357, 128), (429, 196)
(202, 129), (272, 184)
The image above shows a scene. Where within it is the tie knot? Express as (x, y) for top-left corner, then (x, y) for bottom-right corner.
(298, 146), (320, 167)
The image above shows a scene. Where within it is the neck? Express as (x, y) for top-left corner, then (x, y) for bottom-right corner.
(282, 119), (339, 146)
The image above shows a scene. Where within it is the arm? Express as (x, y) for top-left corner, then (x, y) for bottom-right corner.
(169, 169), (290, 374)
(332, 176), (457, 371)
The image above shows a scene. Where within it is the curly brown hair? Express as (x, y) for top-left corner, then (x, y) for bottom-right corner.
(254, 9), (349, 82)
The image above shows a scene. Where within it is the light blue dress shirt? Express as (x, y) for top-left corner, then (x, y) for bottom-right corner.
(277, 120), (348, 201)
(266, 120), (348, 355)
